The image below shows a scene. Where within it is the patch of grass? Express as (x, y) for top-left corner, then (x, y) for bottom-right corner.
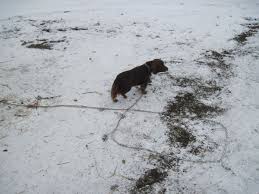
(165, 58), (183, 64)
(57, 28), (67, 32)
(205, 50), (231, 70)
(194, 84), (222, 98)
(189, 146), (203, 155)
(162, 93), (224, 119)
(26, 42), (52, 50)
(22, 39), (66, 50)
(196, 50), (233, 78)
(234, 31), (254, 43)
(166, 125), (195, 148)
(149, 154), (179, 170)
(172, 77), (202, 88)
(206, 50), (225, 61)
(49, 40), (65, 43)
(233, 22), (259, 44)
(189, 142), (217, 156)
(161, 93), (224, 149)
(169, 76), (222, 97)
(70, 27), (88, 31)
(42, 28), (51, 32)
(131, 168), (167, 194)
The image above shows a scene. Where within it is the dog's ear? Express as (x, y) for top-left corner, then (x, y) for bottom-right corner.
(148, 59), (160, 74)
(146, 60), (153, 65)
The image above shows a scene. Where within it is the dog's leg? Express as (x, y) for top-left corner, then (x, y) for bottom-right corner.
(122, 94), (127, 99)
(140, 82), (148, 94)
(111, 83), (119, 102)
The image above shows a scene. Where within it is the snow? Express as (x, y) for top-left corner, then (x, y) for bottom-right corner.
(1, 0), (259, 193)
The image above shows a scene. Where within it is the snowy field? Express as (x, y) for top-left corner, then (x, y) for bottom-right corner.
(1, 0), (259, 193)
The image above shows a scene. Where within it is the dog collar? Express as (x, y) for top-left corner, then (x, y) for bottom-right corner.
(144, 63), (151, 74)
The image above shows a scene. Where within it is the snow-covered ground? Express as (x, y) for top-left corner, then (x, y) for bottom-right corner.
(1, 0), (259, 193)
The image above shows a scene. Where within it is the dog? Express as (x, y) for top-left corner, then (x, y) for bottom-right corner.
(111, 59), (168, 102)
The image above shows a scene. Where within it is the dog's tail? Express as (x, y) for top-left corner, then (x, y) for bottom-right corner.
(111, 82), (118, 102)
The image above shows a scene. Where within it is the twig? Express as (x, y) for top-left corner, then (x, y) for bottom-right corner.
(57, 161), (70, 165)
(116, 174), (136, 181)
(36, 95), (61, 100)
(82, 91), (102, 95)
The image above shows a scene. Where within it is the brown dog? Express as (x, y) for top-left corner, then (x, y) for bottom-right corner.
(111, 59), (168, 102)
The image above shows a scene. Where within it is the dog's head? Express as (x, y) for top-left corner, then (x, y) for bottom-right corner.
(146, 59), (168, 74)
